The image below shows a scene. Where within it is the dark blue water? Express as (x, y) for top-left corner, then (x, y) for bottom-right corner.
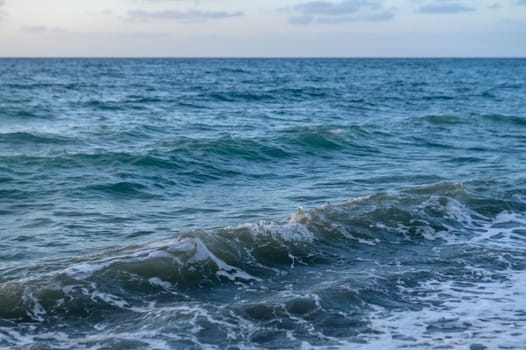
(1, 58), (525, 349)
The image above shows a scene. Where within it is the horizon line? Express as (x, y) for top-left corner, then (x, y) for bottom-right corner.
(0, 56), (525, 59)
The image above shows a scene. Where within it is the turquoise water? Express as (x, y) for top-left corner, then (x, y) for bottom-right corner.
(1, 58), (526, 349)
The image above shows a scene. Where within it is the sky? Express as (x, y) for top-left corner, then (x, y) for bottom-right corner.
(0, 0), (525, 57)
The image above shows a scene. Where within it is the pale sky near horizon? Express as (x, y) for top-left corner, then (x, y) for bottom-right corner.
(0, 0), (525, 57)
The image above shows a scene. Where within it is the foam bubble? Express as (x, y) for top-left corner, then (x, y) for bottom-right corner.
(190, 238), (260, 283)
(63, 262), (109, 280)
(244, 221), (314, 243)
(364, 268), (526, 349)
(148, 277), (172, 289)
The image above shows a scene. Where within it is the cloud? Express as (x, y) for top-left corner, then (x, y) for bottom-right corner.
(140, 0), (201, 4)
(286, 0), (393, 25)
(516, 0), (526, 5)
(128, 9), (243, 22)
(135, 0), (223, 5)
(316, 10), (394, 23)
(417, 2), (476, 14)
(21, 25), (66, 33)
(291, 0), (381, 15)
(0, 1), (7, 22)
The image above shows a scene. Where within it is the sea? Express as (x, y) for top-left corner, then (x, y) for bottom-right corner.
(0, 58), (525, 349)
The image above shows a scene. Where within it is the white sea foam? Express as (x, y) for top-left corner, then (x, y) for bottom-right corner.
(189, 238), (260, 282)
(234, 220), (314, 243)
(362, 267), (526, 349)
(63, 262), (109, 280)
(0, 326), (35, 346)
(148, 277), (172, 289)
(21, 291), (46, 322)
(412, 195), (526, 248)
(358, 206), (526, 349)
(342, 194), (375, 206)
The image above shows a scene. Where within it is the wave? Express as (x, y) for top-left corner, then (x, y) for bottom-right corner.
(480, 114), (526, 126)
(207, 91), (277, 103)
(422, 95), (455, 101)
(0, 124), (383, 201)
(201, 86), (334, 103)
(83, 181), (153, 198)
(1, 109), (52, 120)
(3, 112), (522, 176)
(0, 131), (74, 145)
(414, 114), (465, 125)
(411, 113), (526, 127)
(1, 182), (524, 323)
(82, 100), (129, 111)
(1, 124), (373, 166)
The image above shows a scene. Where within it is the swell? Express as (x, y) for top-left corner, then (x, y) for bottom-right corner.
(155, 125), (373, 158)
(2, 124), (372, 157)
(480, 114), (526, 126)
(0, 109), (53, 120)
(4, 112), (521, 164)
(1, 124), (375, 173)
(410, 113), (526, 126)
(1, 182), (524, 322)
(201, 85), (335, 103)
(0, 132), (74, 145)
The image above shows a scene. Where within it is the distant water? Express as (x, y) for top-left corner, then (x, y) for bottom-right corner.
(1, 58), (526, 349)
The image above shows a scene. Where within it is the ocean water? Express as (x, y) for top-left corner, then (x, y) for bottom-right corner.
(0, 58), (525, 349)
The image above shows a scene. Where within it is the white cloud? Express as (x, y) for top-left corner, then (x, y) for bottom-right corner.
(316, 10), (394, 22)
(21, 25), (66, 33)
(292, 0), (382, 15)
(417, 1), (475, 14)
(285, 0), (394, 25)
(127, 9), (243, 22)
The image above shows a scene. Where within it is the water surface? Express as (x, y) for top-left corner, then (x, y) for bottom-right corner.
(1, 58), (525, 349)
